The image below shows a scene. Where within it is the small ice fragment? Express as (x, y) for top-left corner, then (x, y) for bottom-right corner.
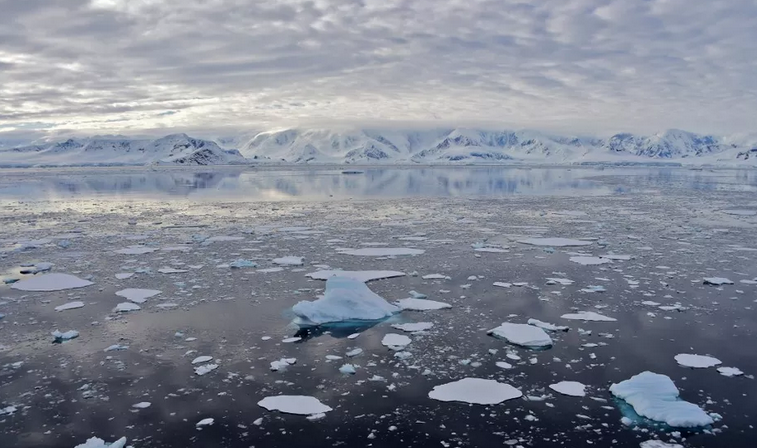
(391, 322), (434, 332)
(196, 418), (214, 427)
(273, 256), (304, 266)
(104, 344), (128, 352)
(346, 348), (363, 357)
(580, 285), (606, 293)
(52, 330), (79, 342)
(74, 437), (128, 448)
(487, 323), (553, 349)
(381, 333), (411, 350)
(229, 259), (257, 269)
(292, 277), (399, 325)
(158, 267), (188, 274)
(493, 282), (512, 288)
(252, 417), (263, 426)
(115, 273), (134, 280)
(337, 247), (424, 256)
(396, 298), (452, 311)
(347, 333), (360, 340)
(194, 363), (219, 375)
(270, 358), (297, 371)
(703, 277), (733, 286)
(114, 302), (141, 313)
(717, 367), (744, 377)
(115, 246), (158, 255)
(569, 256), (612, 266)
(116, 288), (161, 304)
(339, 364), (357, 374)
(55, 301), (85, 312)
(546, 278), (574, 286)
(428, 378), (522, 404)
(549, 381), (586, 397)
(422, 274), (450, 280)
(282, 337), (301, 343)
(639, 441), (684, 448)
(12, 273), (93, 292)
(674, 354), (722, 368)
(408, 290), (427, 299)
(517, 238), (593, 247)
(192, 356), (213, 365)
(527, 319), (569, 332)
(257, 395), (332, 415)
(560, 311), (616, 322)
(132, 402), (151, 409)
(495, 361), (513, 369)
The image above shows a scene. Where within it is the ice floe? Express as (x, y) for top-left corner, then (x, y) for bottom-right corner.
(381, 333), (412, 349)
(132, 402), (151, 409)
(292, 277), (400, 325)
(560, 311), (617, 322)
(428, 378), (522, 404)
(337, 247), (425, 256)
(114, 246), (158, 255)
(569, 256), (612, 266)
(270, 358), (297, 371)
(194, 363), (219, 375)
(488, 323), (553, 349)
(229, 259), (257, 268)
(52, 330), (79, 342)
(12, 273), (93, 292)
(517, 238), (593, 247)
(257, 395), (332, 415)
(339, 363), (357, 374)
(196, 418), (214, 427)
(158, 267), (188, 274)
(55, 301), (85, 312)
(396, 298), (452, 311)
(114, 302), (141, 313)
(609, 371), (714, 427)
(273, 256), (304, 266)
(422, 273), (450, 280)
(546, 277), (574, 285)
(674, 354), (722, 368)
(391, 322), (434, 332)
(115, 273), (134, 280)
(306, 270), (406, 282)
(703, 277), (733, 286)
(527, 319), (569, 332)
(717, 367), (744, 377)
(192, 356), (213, 365)
(639, 441), (683, 448)
(74, 437), (128, 448)
(549, 381), (586, 397)
(116, 288), (161, 304)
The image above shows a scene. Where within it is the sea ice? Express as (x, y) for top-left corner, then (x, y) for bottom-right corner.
(114, 246), (158, 255)
(639, 441), (683, 448)
(422, 274), (450, 280)
(229, 259), (257, 268)
(74, 437), (128, 448)
(292, 277), (400, 325)
(474, 247), (509, 253)
(561, 311), (617, 322)
(517, 238), (593, 247)
(196, 418), (214, 427)
(549, 381), (586, 397)
(391, 322), (434, 332)
(717, 367), (744, 377)
(273, 256), (304, 266)
(12, 273), (93, 292)
(495, 361), (513, 369)
(258, 395), (332, 415)
(339, 363), (357, 374)
(337, 247), (425, 256)
(527, 319), (569, 332)
(55, 301), (85, 312)
(192, 356), (213, 365)
(569, 256), (612, 266)
(270, 358), (297, 371)
(674, 354), (722, 368)
(114, 302), (141, 313)
(381, 333), (412, 349)
(488, 323), (553, 348)
(609, 371), (714, 427)
(116, 288), (161, 304)
(396, 298), (452, 311)
(546, 278), (574, 285)
(194, 363), (219, 375)
(306, 270), (406, 282)
(52, 330), (79, 342)
(703, 277), (733, 286)
(493, 282), (512, 288)
(158, 267), (188, 274)
(115, 273), (134, 280)
(132, 402), (151, 409)
(428, 378), (522, 404)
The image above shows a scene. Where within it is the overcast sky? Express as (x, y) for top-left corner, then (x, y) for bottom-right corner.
(1, 0), (755, 141)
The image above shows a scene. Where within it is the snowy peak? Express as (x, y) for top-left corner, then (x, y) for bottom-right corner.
(605, 130), (729, 158)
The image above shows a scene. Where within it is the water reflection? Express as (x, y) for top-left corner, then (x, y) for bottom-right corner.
(0, 167), (754, 201)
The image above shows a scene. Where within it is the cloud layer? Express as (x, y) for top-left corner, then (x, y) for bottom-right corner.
(1, 0), (755, 140)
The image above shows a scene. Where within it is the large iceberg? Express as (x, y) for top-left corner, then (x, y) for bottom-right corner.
(610, 371), (714, 428)
(292, 276), (400, 325)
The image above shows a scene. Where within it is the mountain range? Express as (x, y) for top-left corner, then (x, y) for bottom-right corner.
(0, 128), (755, 167)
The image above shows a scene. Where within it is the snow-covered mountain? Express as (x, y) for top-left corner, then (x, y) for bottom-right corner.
(0, 134), (246, 167)
(0, 128), (754, 167)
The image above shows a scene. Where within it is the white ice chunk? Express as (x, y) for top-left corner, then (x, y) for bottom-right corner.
(717, 367), (744, 377)
(52, 330), (79, 341)
(474, 247), (509, 253)
(609, 371), (714, 428)
(428, 378), (522, 404)
(54, 301), (85, 312)
(674, 354), (722, 368)
(495, 361), (513, 369)
(114, 246), (158, 255)
(517, 238), (593, 247)
(391, 322), (434, 332)
(270, 358), (297, 371)
(339, 363), (357, 374)
(292, 277), (400, 325)
(12, 273), (93, 292)
(115, 273), (134, 280)
(720, 209), (757, 216)
(306, 270), (406, 282)
(396, 298), (452, 311)
(561, 311), (617, 322)
(273, 256), (304, 266)
(703, 277), (733, 286)
(158, 267), (188, 274)
(257, 395), (332, 415)
(381, 333), (412, 349)
(192, 356), (213, 365)
(639, 441), (683, 448)
(488, 323), (553, 348)
(549, 381), (586, 397)
(493, 282), (512, 288)
(337, 247), (425, 256)
(196, 418), (214, 427)
(569, 256), (612, 266)
(74, 437), (128, 448)
(114, 302), (141, 313)
(422, 274), (450, 280)
(132, 402), (151, 409)
(600, 254), (633, 260)
(116, 288), (161, 304)
(194, 363), (219, 375)
(546, 278), (574, 285)
(527, 319), (569, 332)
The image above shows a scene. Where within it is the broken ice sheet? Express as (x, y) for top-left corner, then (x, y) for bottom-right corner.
(257, 395), (332, 415)
(674, 354), (721, 368)
(549, 381), (586, 397)
(12, 273), (93, 292)
(273, 256), (304, 266)
(396, 298), (451, 311)
(381, 333), (412, 350)
(55, 301), (85, 312)
(488, 323), (553, 349)
(428, 378), (522, 404)
(74, 437), (128, 448)
(116, 288), (161, 304)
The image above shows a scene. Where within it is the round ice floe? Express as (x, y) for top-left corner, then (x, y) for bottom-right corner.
(517, 238), (593, 247)
(549, 381), (586, 397)
(257, 395), (332, 415)
(487, 323), (553, 349)
(12, 273), (93, 292)
(428, 378), (522, 405)
(381, 333), (412, 349)
(674, 354), (722, 368)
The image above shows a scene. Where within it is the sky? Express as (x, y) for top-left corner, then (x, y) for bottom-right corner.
(1, 0), (756, 143)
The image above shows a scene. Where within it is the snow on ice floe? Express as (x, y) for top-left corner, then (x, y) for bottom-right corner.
(703, 277), (733, 286)
(717, 367), (744, 377)
(116, 288), (161, 304)
(391, 322), (434, 332)
(114, 246), (158, 255)
(549, 381), (587, 397)
(74, 437), (128, 448)
(306, 270), (406, 282)
(273, 256), (304, 266)
(114, 302), (141, 313)
(610, 371), (714, 428)
(569, 256), (612, 266)
(488, 323), (553, 349)
(194, 363), (219, 375)
(428, 378), (522, 405)
(561, 311), (617, 322)
(381, 333), (412, 349)
(396, 298), (452, 311)
(12, 273), (93, 292)
(517, 238), (593, 247)
(336, 247), (425, 257)
(527, 319), (569, 332)
(639, 441), (683, 448)
(54, 301), (85, 312)
(674, 354), (722, 368)
(258, 395), (332, 415)
(52, 330), (79, 342)
(292, 276), (400, 325)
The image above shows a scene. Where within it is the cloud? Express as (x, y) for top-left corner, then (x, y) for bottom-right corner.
(0, 0), (755, 140)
